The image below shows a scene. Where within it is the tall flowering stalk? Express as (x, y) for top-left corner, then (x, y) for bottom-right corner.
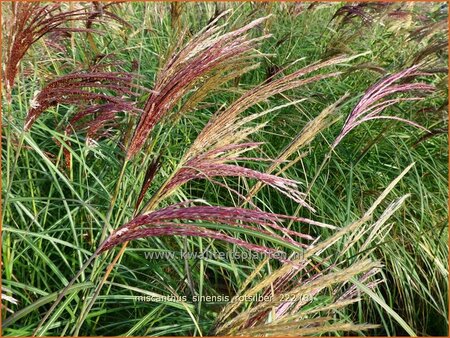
(331, 66), (435, 149)
(2, 2), (121, 99)
(186, 55), (358, 158)
(134, 54), (362, 213)
(331, 3), (384, 25)
(122, 54), (365, 258)
(126, 11), (271, 159)
(24, 71), (145, 133)
(98, 203), (336, 263)
(23, 70), (145, 169)
(212, 164), (415, 336)
(157, 143), (315, 212)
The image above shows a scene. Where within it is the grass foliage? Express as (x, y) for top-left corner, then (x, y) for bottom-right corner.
(2, 2), (448, 336)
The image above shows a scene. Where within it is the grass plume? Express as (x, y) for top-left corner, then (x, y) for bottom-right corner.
(126, 12), (272, 159)
(332, 65), (435, 149)
(2, 2), (125, 99)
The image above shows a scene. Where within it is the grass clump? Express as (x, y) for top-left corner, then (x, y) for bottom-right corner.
(2, 2), (448, 336)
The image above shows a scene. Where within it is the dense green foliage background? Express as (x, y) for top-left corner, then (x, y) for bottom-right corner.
(2, 2), (448, 336)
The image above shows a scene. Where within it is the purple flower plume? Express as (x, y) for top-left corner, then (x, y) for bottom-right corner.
(25, 72), (145, 132)
(332, 66), (435, 149)
(3, 2), (126, 96)
(161, 143), (316, 212)
(126, 12), (271, 159)
(98, 204), (335, 263)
